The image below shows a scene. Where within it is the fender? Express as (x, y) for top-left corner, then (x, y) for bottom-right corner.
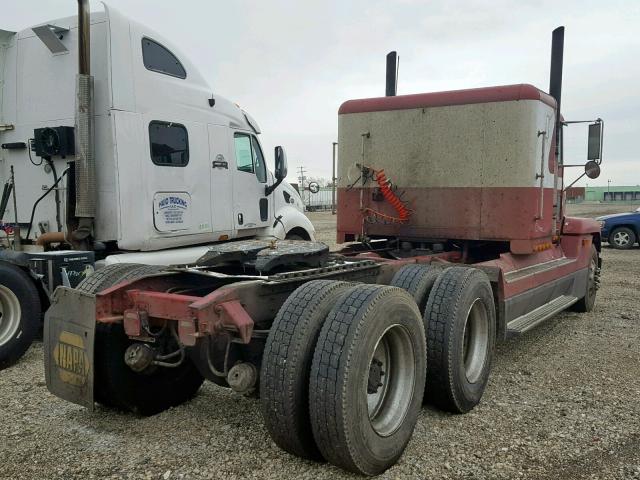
(0, 250), (52, 307)
(261, 204), (316, 241)
(562, 216), (600, 235)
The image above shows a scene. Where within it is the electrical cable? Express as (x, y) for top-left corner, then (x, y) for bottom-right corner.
(46, 158), (63, 232)
(27, 139), (43, 166)
(26, 168), (69, 239)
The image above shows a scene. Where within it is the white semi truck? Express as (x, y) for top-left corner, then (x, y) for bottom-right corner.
(0, 2), (314, 367)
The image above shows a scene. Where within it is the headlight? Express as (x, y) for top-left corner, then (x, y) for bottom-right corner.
(598, 220), (605, 229)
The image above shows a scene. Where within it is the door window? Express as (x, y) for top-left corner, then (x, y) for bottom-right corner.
(251, 136), (267, 183)
(234, 134), (254, 173)
(234, 133), (267, 183)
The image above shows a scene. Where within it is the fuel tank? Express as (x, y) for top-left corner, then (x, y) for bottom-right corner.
(336, 84), (559, 253)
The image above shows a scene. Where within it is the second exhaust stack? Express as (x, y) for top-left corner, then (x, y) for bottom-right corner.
(72, 0), (96, 242)
(549, 26), (564, 154)
(386, 51), (398, 96)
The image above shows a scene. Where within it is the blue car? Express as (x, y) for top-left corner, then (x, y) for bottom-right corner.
(597, 207), (640, 249)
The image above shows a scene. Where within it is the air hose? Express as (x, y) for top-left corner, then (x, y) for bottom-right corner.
(362, 169), (411, 223)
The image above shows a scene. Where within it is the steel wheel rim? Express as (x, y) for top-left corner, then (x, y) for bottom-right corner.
(366, 324), (415, 437)
(462, 298), (489, 384)
(613, 231), (630, 247)
(0, 285), (21, 347)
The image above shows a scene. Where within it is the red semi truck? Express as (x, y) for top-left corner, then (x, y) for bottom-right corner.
(44, 26), (603, 476)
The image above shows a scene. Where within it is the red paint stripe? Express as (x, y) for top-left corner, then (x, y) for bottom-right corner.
(337, 186), (559, 243)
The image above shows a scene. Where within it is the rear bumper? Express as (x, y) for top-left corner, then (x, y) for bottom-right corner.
(44, 287), (96, 409)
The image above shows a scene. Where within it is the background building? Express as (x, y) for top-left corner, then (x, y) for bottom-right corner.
(584, 186), (640, 202)
(565, 187), (585, 202)
(306, 187), (334, 211)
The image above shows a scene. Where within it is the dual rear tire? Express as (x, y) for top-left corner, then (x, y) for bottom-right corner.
(260, 280), (354, 460)
(260, 267), (496, 474)
(0, 262), (41, 369)
(261, 281), (426, 475)
(423, 266), (495, 413)
(391, 264), (495, 413)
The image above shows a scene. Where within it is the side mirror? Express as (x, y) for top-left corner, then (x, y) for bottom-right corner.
(584, 160), (600, 179)
(274, 146), (288, 180)
(587, 120), (603, 162)
(265, 146), (288, 196)
(563, 118), (604, 193)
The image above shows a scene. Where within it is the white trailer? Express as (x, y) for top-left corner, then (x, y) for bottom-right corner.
(0, 2), (314, 367)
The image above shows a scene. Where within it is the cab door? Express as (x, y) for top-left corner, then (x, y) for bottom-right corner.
(231, 131), (271, 230)
(144, 115), (212, 237)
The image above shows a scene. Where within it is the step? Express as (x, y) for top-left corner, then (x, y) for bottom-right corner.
(506, 295), (578, 337)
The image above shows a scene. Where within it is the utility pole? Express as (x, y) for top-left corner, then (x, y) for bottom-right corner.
(607, 179), (611, 202)
(332, 142), (338, 214)
(298, 166), (307, 208)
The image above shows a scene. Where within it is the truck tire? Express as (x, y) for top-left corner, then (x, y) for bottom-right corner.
(572, 246), (599, 312)
(93, 323), (204, 415)
(76, 263), (204, 415)
(0, 262), (41, 369)
(609, 226), (636, 250)
(75, 263), (153, 408)
(260, 280), (352, 461)
(75, 263), (146, 294)
(309, 285), (426, 475)
(284, 233), (304, 240)
(112, 264), (167, 284)
(390, 264), (440, 313)
(424, 267), (495, 413)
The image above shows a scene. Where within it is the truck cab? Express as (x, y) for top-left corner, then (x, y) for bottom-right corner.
(0, 4), (313, 367)
(0, 5), (313, 253)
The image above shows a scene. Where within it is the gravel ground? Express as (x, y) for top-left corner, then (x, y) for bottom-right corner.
(1, 205), (639, 480)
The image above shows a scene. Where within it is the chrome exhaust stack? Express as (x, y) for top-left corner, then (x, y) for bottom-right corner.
(69, 0), (95, 246)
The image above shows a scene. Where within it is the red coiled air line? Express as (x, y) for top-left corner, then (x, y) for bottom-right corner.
(362, 169), (411, 223)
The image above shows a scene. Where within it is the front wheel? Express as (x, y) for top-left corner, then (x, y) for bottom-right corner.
(285, 233), (304, 241)
(609, 227), (636, 250)
(572, 245), (600, 312)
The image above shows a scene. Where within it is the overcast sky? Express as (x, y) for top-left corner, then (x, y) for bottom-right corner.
(4, 0), (639, 187)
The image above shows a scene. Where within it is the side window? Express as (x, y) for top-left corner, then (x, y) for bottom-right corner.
(233, 134), (268, 183)
(142, 37), (187, 79)
(251, 136), (267, 183)
(149, 121), (189, 167)
(234, 134), (254, 173)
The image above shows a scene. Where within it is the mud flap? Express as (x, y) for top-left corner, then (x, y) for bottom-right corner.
(44, 287), (96, 410)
